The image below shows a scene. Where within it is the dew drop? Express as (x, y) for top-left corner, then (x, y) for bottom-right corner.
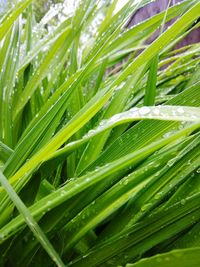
(177, 107), (185, 114)
(153, 108), (160, 115)
(139, 106), (150, 115)
(180, 199), (186, 205)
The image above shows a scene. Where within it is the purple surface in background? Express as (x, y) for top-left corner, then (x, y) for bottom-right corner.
(129, 0), (200, 48)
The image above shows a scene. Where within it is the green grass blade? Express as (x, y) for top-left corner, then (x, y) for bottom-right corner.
(126, 247), (200, 267)
(144, 55), (159, 105)
(0, 142), (13, 163)
(0, 0), (32, 41)
(0, 171), (65, 267)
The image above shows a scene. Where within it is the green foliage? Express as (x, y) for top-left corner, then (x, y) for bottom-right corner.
(0, 0), (200, 266)
(126, 247), (200, 267)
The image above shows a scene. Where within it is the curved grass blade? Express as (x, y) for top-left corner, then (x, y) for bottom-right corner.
(50, 105), (200, 162)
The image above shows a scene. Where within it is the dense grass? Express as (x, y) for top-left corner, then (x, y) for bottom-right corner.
(0, 0), (200, 266)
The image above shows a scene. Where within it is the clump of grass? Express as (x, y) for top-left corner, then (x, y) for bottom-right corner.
(0, 0), (200, 266)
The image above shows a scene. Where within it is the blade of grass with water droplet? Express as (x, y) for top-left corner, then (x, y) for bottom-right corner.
(0, 20), (21, 148)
